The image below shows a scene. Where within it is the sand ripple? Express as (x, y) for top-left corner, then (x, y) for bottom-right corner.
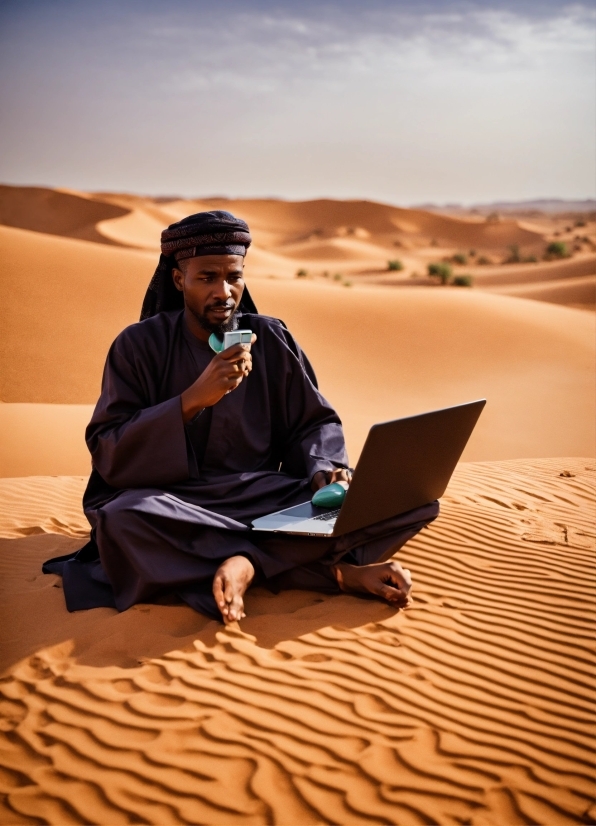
(0, 476), (89, 539)
(0, 459), (594, 825)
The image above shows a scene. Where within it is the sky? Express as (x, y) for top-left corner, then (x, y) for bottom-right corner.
(0, 0), (594, 205)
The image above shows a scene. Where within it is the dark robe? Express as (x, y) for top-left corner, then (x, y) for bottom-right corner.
(44, 310), (438, 619)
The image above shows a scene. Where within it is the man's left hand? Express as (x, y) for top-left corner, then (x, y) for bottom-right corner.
(311, 468), (352, 493)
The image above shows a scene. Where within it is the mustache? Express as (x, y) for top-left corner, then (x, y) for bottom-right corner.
(205, 301), (235, 312)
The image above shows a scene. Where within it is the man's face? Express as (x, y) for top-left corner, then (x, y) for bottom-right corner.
(173, 254), (245, 335)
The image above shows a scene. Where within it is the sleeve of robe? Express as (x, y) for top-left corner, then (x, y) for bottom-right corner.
(265, 320), (349, 481)
(85, 326), (191, 489)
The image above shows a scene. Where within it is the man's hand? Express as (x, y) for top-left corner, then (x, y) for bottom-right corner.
(311, 467), (352, 493)
(181, 334), (257, 422)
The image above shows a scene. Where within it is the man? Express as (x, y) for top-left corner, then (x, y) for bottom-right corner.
(45, 211), (438, 624)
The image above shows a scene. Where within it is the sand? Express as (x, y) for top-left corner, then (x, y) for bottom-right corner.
(0, 459), (594, 824)
(1, 220), (594, 472)
(1, 185), (595, 824)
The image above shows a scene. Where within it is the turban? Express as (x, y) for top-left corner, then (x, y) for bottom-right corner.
(140, 210), (258, 320)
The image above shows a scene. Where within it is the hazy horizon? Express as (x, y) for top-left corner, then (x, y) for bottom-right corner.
(1, 0), (594, 204)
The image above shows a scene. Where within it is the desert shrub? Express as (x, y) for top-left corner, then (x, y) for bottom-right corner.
(545, 241), (569, 259)
(428, 262), (452, 284)
(296, 268), (308, 277)
(477, 256), (491, 265)
(322, 270), (329, 278)
(343, 280), (353, 287)
(522, 255), (538, 263)
(453, 275), (474, 287)
(430, 238), (439, 246)
(575, 220), (587, 228)
(505, 245), (521, 264)
(453, 253), (467, 265)
(469, 249), (476, 256)
(333, 273), (343, 281)
(387, 259), (404, 271)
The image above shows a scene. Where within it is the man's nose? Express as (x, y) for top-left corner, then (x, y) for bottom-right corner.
(212, 278), (232, 301)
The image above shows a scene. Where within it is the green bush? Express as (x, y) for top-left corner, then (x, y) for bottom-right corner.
(296, 268), (308, 277)
(387, 259), (404, 271)
(505, 245), (521, 264)
(545, 241), (569, 259)
(453, 275), (474, 287)
(428, 262), (453, 284)
(453, 253), (467, 265)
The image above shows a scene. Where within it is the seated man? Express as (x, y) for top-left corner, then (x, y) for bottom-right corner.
(45, 210), (438, 624)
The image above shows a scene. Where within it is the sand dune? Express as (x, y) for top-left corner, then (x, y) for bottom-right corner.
(0, 185), (129, 245)
(3, 184), (595, 310)
(0, 225), (154, 403)
(487, 274), (596, 309)
(469, 254), (596, 287)
(1, 227), (594, 469)
(194, 197), (545, 252)
(0, 459), (593, 824)
(0, 404), (93, 477)
(0, 475), (89, 539)
(249, 279), (596, 462)
(1, 184), (595, 823)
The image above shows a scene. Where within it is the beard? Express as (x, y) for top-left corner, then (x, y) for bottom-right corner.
(187, 301), (239, 336)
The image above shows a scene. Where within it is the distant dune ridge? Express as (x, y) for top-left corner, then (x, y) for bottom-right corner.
(0, 184), (594, 825)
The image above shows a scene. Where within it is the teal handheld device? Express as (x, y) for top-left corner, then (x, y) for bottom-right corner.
(312, 482), (348, 508)
(209, 329), (253, 353)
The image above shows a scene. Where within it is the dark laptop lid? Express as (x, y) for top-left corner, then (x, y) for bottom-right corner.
(332, 399), (486, 535)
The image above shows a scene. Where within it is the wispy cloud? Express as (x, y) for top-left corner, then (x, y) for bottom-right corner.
(0, 0), (593, 201)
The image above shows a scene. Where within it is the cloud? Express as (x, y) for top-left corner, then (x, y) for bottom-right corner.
(0, 0), (593, 201)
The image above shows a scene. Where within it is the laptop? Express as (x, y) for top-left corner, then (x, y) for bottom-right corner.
(251, 399), (486, 536)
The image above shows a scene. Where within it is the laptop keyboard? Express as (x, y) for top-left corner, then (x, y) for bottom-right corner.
(311, 508), (341, 521)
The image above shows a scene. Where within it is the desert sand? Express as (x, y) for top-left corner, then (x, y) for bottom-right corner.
(1, 459), (594, 824)
(1, 185), (595, 824)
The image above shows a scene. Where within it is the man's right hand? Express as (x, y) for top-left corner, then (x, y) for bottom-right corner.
(181, 334), (257, 421)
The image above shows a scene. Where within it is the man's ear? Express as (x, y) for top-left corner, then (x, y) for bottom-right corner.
(172, 267), (184, 292)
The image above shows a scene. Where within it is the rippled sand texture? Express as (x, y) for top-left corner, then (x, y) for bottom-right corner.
(0, 476), (89, 539)
(1, 459), (594, 825)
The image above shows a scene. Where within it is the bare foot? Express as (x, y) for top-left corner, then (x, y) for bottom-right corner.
(332, 560), (412, 607)
(212, 556), (255, 624)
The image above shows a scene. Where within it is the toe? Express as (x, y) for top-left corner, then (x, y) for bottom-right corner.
(227, 594), (245, 622)
(378, 583), (407, 604)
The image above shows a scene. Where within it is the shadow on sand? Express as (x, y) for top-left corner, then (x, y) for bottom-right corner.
(1, 533), (400, 672)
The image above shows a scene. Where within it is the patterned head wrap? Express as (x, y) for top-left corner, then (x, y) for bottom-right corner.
(140, 210), (257, 320)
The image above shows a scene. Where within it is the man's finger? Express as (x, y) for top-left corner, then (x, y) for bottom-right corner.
(220, 344), (248, 362)
(212, 574), (225, 608)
